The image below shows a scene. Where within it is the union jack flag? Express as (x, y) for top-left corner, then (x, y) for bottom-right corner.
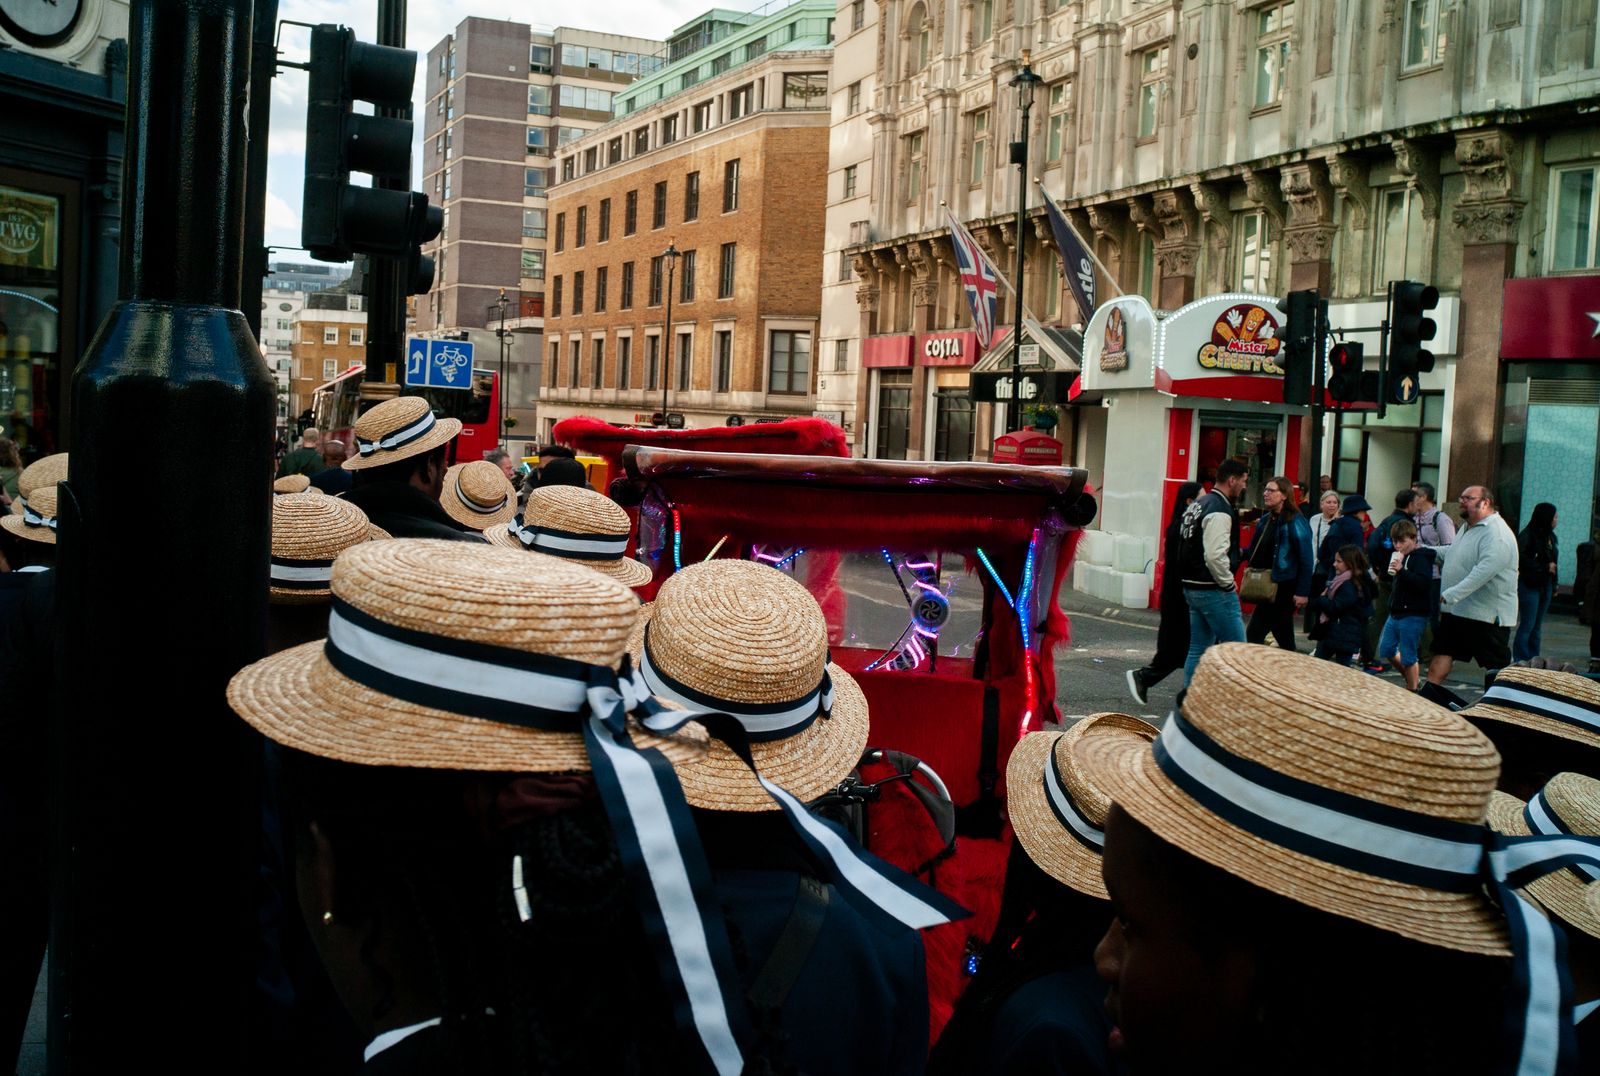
(945, 208), (1001, 349)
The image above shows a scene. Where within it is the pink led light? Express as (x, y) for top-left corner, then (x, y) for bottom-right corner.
(913, 580), (942, 594)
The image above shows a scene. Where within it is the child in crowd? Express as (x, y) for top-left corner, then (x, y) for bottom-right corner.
(1308, 544), (1374, 666)
(1377, 520), (1436, 690)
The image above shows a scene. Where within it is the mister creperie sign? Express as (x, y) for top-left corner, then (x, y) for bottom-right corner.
(1196, 302), (1284, 376)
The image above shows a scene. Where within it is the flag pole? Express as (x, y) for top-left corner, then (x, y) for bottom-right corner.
(940, 201), (1045, 333)
(1035, 179), (1123, 299)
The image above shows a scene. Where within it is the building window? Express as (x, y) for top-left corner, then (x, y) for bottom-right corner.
(1236, 210), (1272, 292)
(625, 190), (638, 235)
(875, 371), (912, 459)
(729, 84), (753, 120)
(724, 159), (741, 211)
(576, 206), (587, 247)
(838, 251), (853, 282)
(653, 181), (668, 228)
(1549, 165), (1600, 272)
(975, 0), (992, 42)
(712, 53), (732, 75)
(595, 266), (609, 312)
(1333, 391), (1445, 493)
(554, 212), (565, 252)
(834, 338), (849, 372)
(1046, 82), (1071, 162)
(1137, 47), (1168, 139)
(719, 243), (736, 298)
(661, 115), (679, 145)
(933, 390), (975, 462)
(747, 36), (767, 61)
(526, 126), (549, 154)
(685, 171), (700, 220)
(557, 127), (585, 148)
(619, 336), (632, 389)
(1376, 186), (1426, 290)
(783, 73), (828, 109)
(570, 338), (581, 388)
(1045, 253), (1061, 318)
(1403, 0), (1444, 69)
(846, 81), (862, 115)
(650, 256), (664, 305)
(634, 126), (650, 155)
(647, 334), (661, 389)
(592, 338), (605, 388)
(968, 110), (988, 186)
(549, 342), (560, 388)
(523, 207), (546, 238)
(561, 157), (575, 181)
(851, 0), (865, 31)
(530, 43), (552, 73)
(521, 249), (545, 279)
(1255, 2), (1294, 108)
(768, 330), (811, 394)
(525, 167), (547, 198)
(442, 167), (452, 200)
(323, 327), (338, 345)
(621, 261), (635, 309)
(909, 4), (930, 69)
(597, 199), (611, 243)
(529, 85), (551, 116)
(677, 334), (692, 391)
(608, 136), (623, 165)
(680, 249), (696, 302)
(906, 131), (925, 204)
(1138, 234), (1156, 301)
(842, 164), (858, 199)
(349, 328), (364, 346)
(693, 101), (712, 132)
(715, 330), (733, 391)
(323, 358), (337, 379)
(551, 275), (563, 317)
(572, 270), (585, 315)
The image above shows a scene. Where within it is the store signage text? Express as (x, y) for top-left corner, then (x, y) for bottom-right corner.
(1196, 302), (1284, 376)
(923, 336), (964, 360)
(992, 377), (1040, 400)
(1100, 306), (1128, 372)
(0, 210), (42, 256)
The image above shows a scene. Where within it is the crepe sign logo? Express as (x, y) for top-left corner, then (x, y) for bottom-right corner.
(1100, 305), (1128, 372)
(1197, 303), (1283, 376)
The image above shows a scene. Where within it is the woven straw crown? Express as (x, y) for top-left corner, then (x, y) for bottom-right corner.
(1077, 643), (1511, 956)
(274, 475), (312, 495)
(342, 396), (461, 471)
(1487, 774), (1600, 941)
(441, 460), (517, 531)
(269, 492), (380, 604)
(486, 484), (651, 587)
(1, 485), (57, 544)
(10, 452), (67, 515)
(1461, 666), (1600, 753)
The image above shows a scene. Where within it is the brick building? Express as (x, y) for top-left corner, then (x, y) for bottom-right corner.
(539, 0), (834, 436)
(288, 291), (367, 423)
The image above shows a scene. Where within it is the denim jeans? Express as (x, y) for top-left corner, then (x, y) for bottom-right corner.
(1378, 614), (1427, 668)
(1184, 586), (1246, 684)
(1513, 582), (1553, 663)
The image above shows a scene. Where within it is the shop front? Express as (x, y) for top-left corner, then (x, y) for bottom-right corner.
(861, 329), (991, 462)
(1498, 274), (1600, 590)
(1069, 292), (1308, 608)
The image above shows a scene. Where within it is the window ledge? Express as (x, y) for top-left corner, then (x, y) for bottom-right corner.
(1398, 62), (1444, 80)
(1135, 134), (1158, 146)
(1249, 102), (1283, 117)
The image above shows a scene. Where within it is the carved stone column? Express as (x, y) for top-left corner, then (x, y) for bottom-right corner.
(1125, 195), (1163, 299)
(852, 253), (881, 460)
(1242, 167), (1289, 289)
(1152, 188), (1200, 307)
(1275, 161), (1335, 294)
(1085, 203), (1124, 295)
(1447, 129), (1525, 489)
(1392, 137), (1441, 280)
(1327, 154), (1370, 299)
(1190, 181), (1232, 295)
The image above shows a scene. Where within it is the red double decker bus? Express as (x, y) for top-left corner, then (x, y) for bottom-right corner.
(310, 365), (501, 462)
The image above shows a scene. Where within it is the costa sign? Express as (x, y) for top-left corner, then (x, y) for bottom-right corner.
(923, 336), (964, 360)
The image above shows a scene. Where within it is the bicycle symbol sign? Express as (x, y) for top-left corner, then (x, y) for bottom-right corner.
(404, 337), (476, 391)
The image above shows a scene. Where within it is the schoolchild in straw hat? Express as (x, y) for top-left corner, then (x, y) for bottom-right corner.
(439, 459), (517, 532)
(487, 484), (651, 588)
(1487, 773), (1600, 1064)
(1459, 665), (1600, 799)
(630, 558), (965, 1075)
(1080, 643), (1539, 1076)
(273, 473), (314, 496)
(930, 715), (1157, 1076)
(226, 540), (808, 1075)
(8, 452), (65, 516)
(265, 491), (388, 652)
(340, 396), (482, 543)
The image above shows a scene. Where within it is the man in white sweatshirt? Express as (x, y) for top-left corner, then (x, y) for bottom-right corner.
(1425, 485), (1517, 685)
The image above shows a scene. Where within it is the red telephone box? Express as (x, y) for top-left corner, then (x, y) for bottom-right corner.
(991, 429), (1063, 466)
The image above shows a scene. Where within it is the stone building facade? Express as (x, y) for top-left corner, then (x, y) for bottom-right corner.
(289, 292), (367, 423)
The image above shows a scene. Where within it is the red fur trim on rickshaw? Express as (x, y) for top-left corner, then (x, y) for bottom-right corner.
(551, 415), (848, 473)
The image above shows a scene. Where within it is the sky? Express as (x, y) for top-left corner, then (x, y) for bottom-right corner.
(265, 0), (714, 254)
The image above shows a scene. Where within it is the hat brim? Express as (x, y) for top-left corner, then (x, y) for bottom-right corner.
(227, 639), (707, 772)
(0, 514), (54, 545)
(1486, 791), (1600, 941)
(342, 417), (462, 471)
(1006, 730), (1109, 898)
(484, 524), (654, 588)
(1075, 730), (1513, 957)
(1460, 702), (1600, 754)
(439, 468), (518, 532)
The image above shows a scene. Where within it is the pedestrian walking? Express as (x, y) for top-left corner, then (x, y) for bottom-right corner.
(1513, 501), (1558, 663)
(1375, 520), (1436, 690)
(1308, 544), (1374, 666)
(1175, 458), (1249, 685)
(1317, 494), (1368, 577)
(1362, 489), (1418, 672)
(1426, 485), (1518, 685)
(1242, 475), (1313, 652)
(1412, 480), (1455, 653)
(1305, 488), (1340, 632)
(929, 714), (1157, 1076)
(341, 397), (485, 542)
(1126, 480), (1202, 706)
(277, 426), (323, 479)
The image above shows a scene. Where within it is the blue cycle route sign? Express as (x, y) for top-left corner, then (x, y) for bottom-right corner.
(405, 337), (476, 390)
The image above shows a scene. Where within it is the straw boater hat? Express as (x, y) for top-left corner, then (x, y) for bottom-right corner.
(630, 559), (870, 810)
(1077, 643), (1511, 956)
(273, 474), (313, 495)
(1007, 714), (1160, 899)
(1487, 774), (1600, 941)
(227, 539), (705, 771)
(1459, 666), (1600, 754)
(269, 491), (388, 604)
(486, 484), (653, 588)
(10, 452), (67, 516)
(440, 460), (517, 531)
(1, 485), (57, 545)
(341, 396), (461, 471)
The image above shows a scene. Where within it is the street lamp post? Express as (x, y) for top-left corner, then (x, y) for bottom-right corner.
(495, 288), (510, 450)
(660, 239), (681, 425)
(1007, 49), (1042, 433)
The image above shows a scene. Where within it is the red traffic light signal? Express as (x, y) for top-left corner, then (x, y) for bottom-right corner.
(1328, 340), (1364, 403)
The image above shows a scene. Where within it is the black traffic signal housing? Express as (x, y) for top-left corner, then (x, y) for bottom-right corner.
(1328, 341), (1365, 404)
(1388, 280), (1439, 403)
(302, 25), (443, 292)
(1278, 289), (1318, 406)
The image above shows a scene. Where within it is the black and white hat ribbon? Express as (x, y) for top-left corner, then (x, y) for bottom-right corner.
(1155, 706), (1600, 1076)
(322, 598), (751, 1076)
(356, 410), (437, 458)
(510, 513), (629, 562)
(21, 504), (56, 530)
(1042, 737), (1104, 851)
(1523, 791), (1600, 887)
(639, 627), (834, 742)
(1482, 681), (1600, 738)
(270, 556), (335, 589)
(639, 628), (967, 934)
(455, 479), (509, 516)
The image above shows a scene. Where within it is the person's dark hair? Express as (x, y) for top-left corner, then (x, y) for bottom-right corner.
(1394, 488), (1417, 511)
(278, 749), (701, 1075)
(1117, 807), (1511, 1075)
(484, 449), (509, 466)
(0, 437), (21, 472)
(1413, 481), (1437, 503)
(1390, 519), (1418, 544)
(1215, 458), (1248, 483)
(1267, 475), (1299, 519)
(1336, 543), (1373, 598)
(1168, 482), (1204, 528)
(1527, 502), (1557, 531)
(537, 444), (576, 460)
(1475, 485), (1496, 508)
(537, 457), (588, 489)
(352, 444), (448, 489)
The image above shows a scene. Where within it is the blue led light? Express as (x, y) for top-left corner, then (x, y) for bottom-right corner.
(774, 547), (806, 570)
(975, 547), (1015, 609)
(1018, 531), (1038, 653)
(671, 508), (683, 572)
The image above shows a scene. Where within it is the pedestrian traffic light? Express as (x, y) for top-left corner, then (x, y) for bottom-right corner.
(1279, 288), (1318, 406)
(302, 24), (442, 292)
(1388, 280), (1438, 405)
(1328, 341), (1365, 404)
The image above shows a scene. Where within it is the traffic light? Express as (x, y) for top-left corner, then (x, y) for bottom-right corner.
(1328, 341), (1365, 404)
(1278, 289), (1318, 406)
(302, 25), (443, 292)
(1388, 280), (1438, 405)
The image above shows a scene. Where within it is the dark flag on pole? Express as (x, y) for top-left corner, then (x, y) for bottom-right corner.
(1040, 188), (1097, 321)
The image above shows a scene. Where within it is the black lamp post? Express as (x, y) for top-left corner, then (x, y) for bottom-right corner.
(660, 239), (680, 425)
(1007, 48), (1042, 433)
(494, 287), (510, 450)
